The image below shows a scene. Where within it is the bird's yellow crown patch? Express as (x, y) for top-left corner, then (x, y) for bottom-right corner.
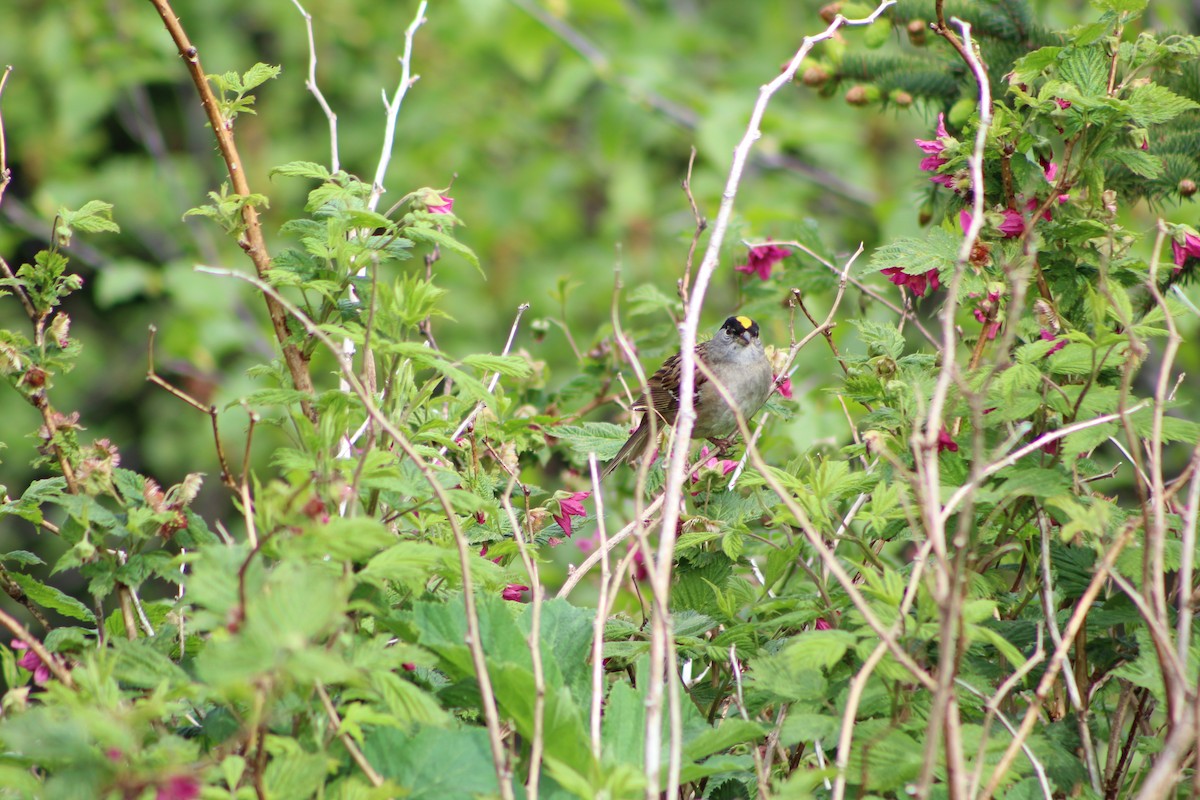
(735, 315), (753, 329)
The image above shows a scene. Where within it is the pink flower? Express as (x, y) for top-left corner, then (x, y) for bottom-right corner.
(156, 775), (200, 800)
(479, 543), (502, 564)
(427, 195), (454, 214)
(628, 545), (649, 582)
(1039, 328), (1066, 356)
(502, 584), (530, 602)
(576, 533), (601, 553)
(972, 309), (1001, 340)
(998, 209), (1025, 238)
(734, 245), (790, 281)
(552, 491), (590, 538)
(1171, 232), (1200, 275)
(11, 640), (50, 685)
(1054, 98), (1071, 109)
(693, 446), (738, 480)
(915, 113), (953, 186)
(937, 427), (958, 453)
(914, 113), (949, 155)
(881, 267), (940, 298)
(1042, 159), (1058, 183)
(775, 375), (793, 399)
(1140, 137), (1149, 152)
(814, 618), (832, 630)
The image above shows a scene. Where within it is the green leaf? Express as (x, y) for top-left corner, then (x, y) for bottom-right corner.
(270, 161), (334, 181)
(1125, 83), (1199, 125)
(59, 200), (121, 235)
(1107, 147), (1162, 179)
(601, 680), (645, 768)
(405, 226), (481, 274)
(281, 517), (396, 563)
(1011, 46), (1064, 84)
(371, 672), (451, 727)
(0, 550), (45, 567)
(554, 423), (629, 461)
(866, 227), (959, 280)
(111, 639), (190, 689)
(782, 629), (857, 671)
(9, 573), (95, 622)
(241, 62), (281, 92)
(262, 749), (327, 800)
(363, 726), (499, 799)
(461, 353), (532, 378)
(683, 718), (766, 762)
(720, 530), (744, 562)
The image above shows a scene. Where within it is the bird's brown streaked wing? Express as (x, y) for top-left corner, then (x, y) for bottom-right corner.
(632, 346), (709, 425)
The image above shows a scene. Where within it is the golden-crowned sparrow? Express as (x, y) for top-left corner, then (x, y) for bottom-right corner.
(602, 315), (773, 479)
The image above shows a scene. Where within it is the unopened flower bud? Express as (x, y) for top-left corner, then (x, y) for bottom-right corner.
(801, 66), (829, 87)
(1180, 179), (1197, 198)
(906, 19), (927, 46)
(892, 90), (914, 107)
(819, 2), (842, 23)
(845, 85), (878, 106)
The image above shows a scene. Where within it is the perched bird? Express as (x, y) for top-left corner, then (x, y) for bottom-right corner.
(602, 315), (773, 479)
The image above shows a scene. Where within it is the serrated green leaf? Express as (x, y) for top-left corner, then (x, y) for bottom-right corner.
(9, 573), (95, 622)
(461, 353), (532, 378)
(241, 62), (281, 91)
(405, 226), (481, 274)
(270, 161), (333, 181)
(1125, 82), (1199, 125)
(0, 550), (44, 567)
(111, 639), (190, 689)
(866, 227), (959, 279)
(1107, 147), (1163, 179)
(553, 423), (629, 461)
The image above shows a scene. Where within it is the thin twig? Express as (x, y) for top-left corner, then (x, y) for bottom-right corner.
(0, 65), (12, 209)
(367, 1), (428, 212)
(315, 682), (385, 786)
(289, 0), (339, 173)
(500, 487), (545, 800)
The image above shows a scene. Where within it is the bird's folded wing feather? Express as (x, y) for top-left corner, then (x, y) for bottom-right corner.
(631, 346), (709, 425)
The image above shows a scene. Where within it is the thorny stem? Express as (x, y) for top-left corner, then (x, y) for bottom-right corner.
(145, 0), (317, 422)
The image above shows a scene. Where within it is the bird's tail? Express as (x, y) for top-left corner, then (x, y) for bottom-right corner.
(600, 422), (654, 480)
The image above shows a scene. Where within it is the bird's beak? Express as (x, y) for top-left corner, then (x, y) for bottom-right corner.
(740, 331), (753, 346)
